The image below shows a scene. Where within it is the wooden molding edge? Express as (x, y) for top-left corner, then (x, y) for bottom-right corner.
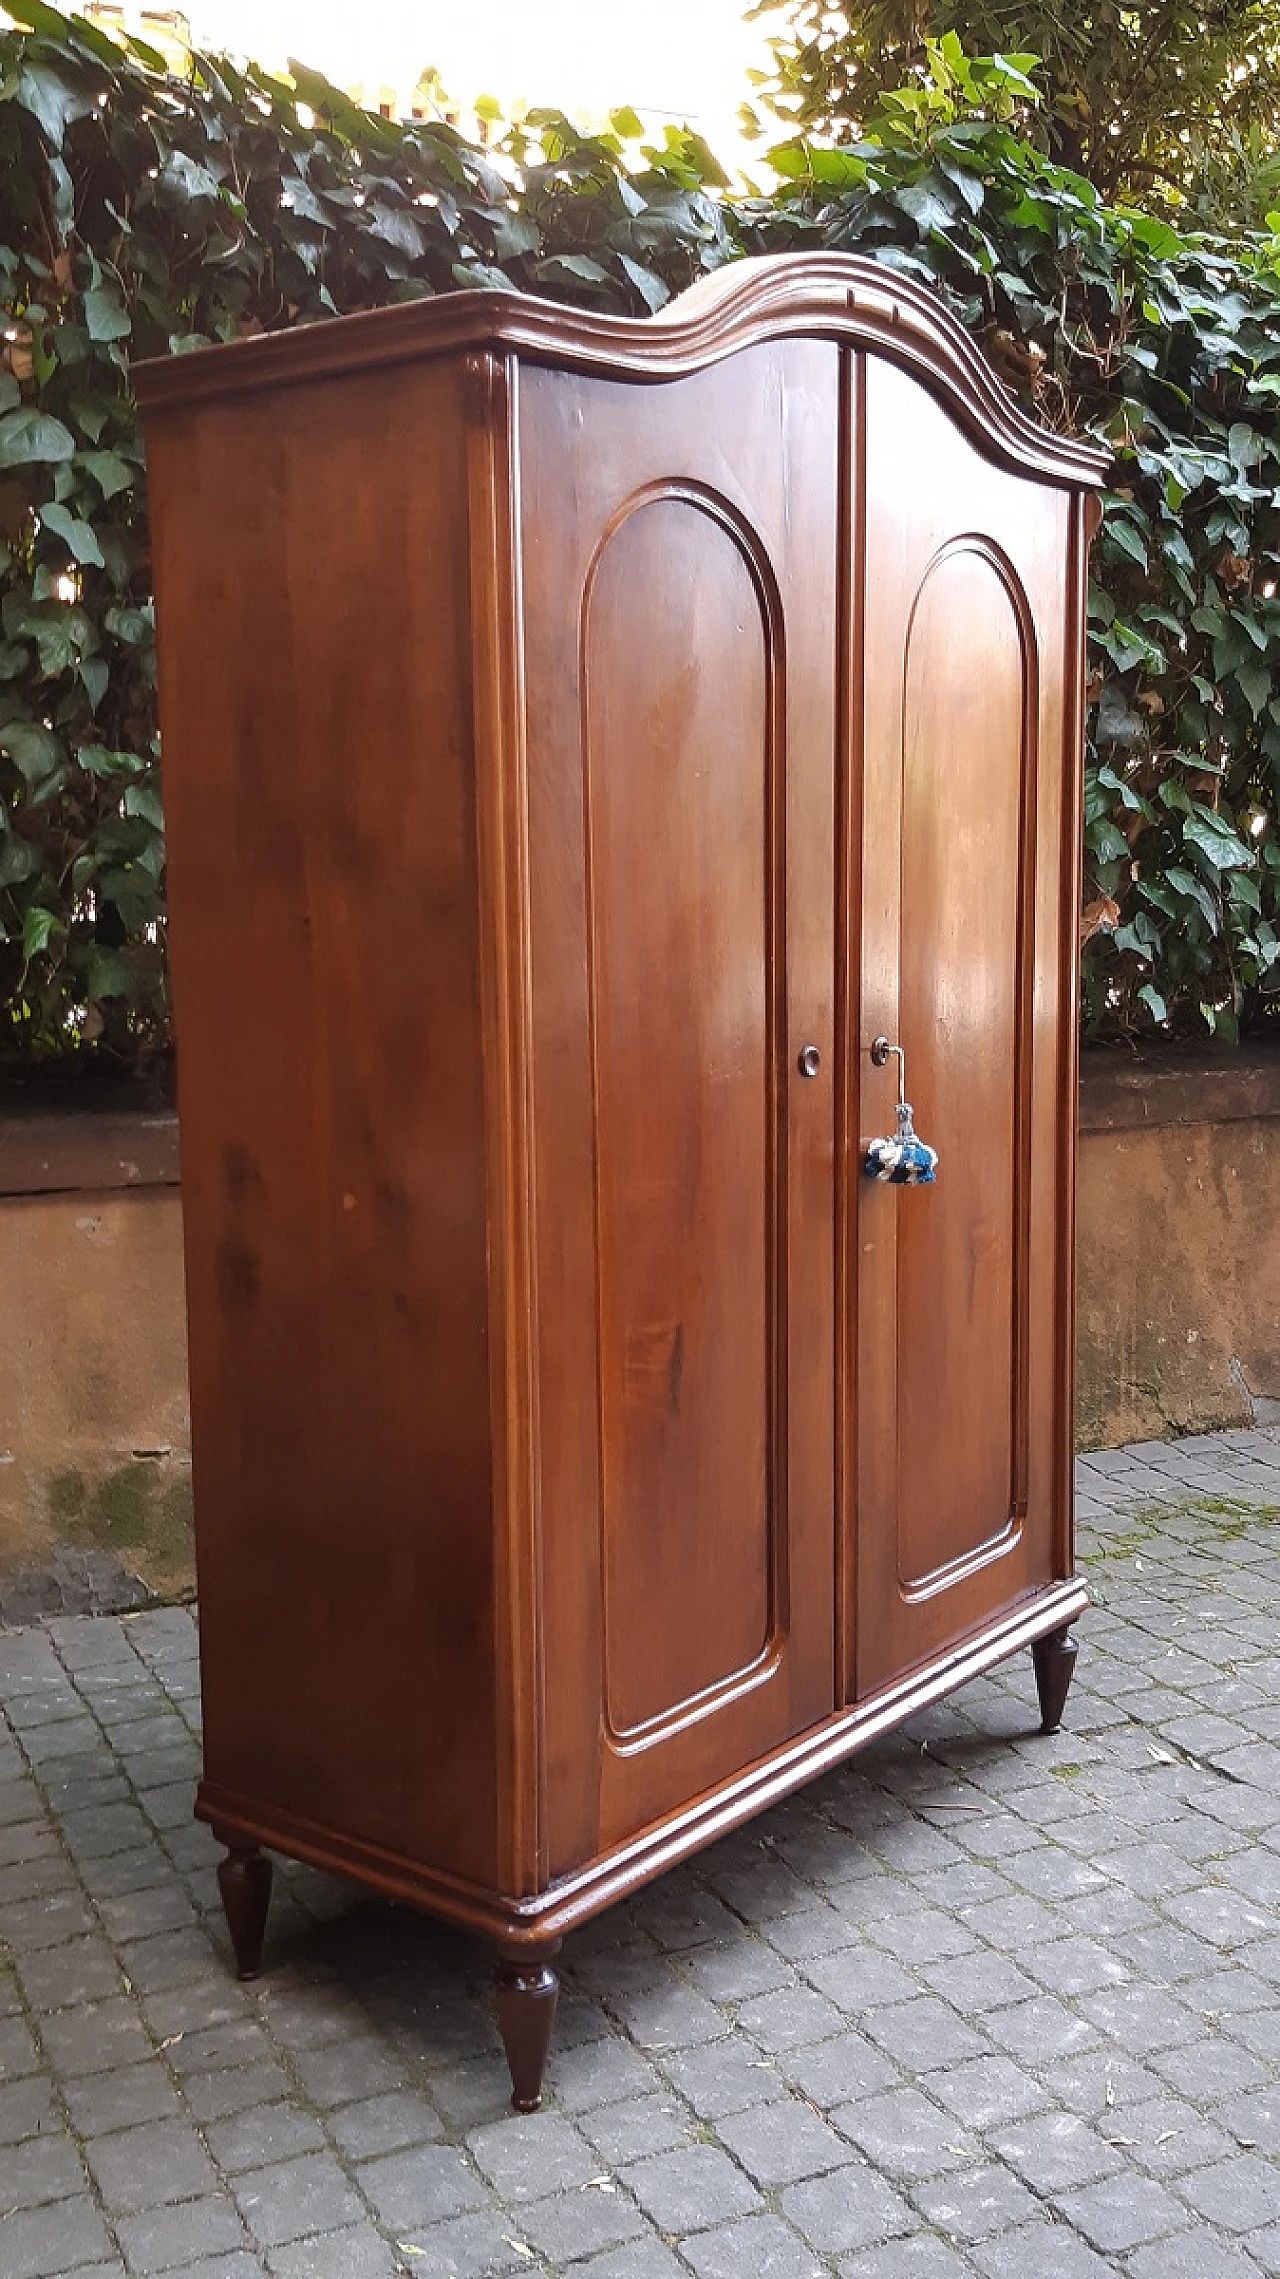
(197, 1575), (1089, 1949)
(136, 254), (1110, 493)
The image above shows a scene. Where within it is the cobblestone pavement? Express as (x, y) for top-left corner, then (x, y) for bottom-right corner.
(2, 1429), (1280, 2279)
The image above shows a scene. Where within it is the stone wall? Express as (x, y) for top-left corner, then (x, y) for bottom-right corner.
(1, 1049), (1277, 1616)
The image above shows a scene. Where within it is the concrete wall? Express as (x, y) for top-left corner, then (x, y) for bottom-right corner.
(1, 1051), (1277, 1615)
(1075, 1049), (1280, 1450)
(0, 1113), (190, 1621)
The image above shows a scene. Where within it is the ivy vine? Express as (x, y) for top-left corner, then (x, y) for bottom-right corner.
(1, 12), (1277, 1069)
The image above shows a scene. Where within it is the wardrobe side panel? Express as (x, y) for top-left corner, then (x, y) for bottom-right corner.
(853, 356), (1074, 1699)
(146, 359), (501, 1884)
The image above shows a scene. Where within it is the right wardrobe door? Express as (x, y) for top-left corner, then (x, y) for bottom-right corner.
(852, 351), (1085, 1703)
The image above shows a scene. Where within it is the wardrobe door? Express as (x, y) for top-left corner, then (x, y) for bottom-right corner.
(519, 342), (840, 1868)
(852, 355), (1079, 1700)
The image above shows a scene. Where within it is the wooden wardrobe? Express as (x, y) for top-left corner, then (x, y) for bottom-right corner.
(138, 253), (1108, 2110)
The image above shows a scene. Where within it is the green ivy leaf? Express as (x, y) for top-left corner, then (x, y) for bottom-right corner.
(78, 744), (146, 777)
(77, 449), (134, 501)
(1183, 812), (1255, 871)
(123, 779), (164, 829)
(0, 407), (76, 466)
(1235, 663), (1272, 718)
(21, 904), (61, 959)
(1103, 517), (1149, 570)
(79, 656), (109, 711)
(83, 286), (132, 343)
(1, 718), (67, 796)
(41, 502), (106, 567)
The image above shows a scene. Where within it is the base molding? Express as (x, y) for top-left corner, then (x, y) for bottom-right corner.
(197, 1578), (1088, 1947)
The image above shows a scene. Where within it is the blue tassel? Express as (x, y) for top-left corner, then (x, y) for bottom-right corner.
(864, 1099), (938, 1186)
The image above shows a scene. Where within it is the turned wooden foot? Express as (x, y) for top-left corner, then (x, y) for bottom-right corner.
(495, 1942), (561, 2113)
(215, 1840), (273, 1979)
(1032, 1625), (1078, 1735)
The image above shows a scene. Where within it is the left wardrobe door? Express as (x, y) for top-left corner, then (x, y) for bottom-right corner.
(517, 340), (841, 1874)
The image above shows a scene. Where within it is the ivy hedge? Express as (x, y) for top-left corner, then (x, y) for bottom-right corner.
(0, 11), (1277, 1071)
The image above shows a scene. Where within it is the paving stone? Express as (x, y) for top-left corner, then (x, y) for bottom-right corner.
(832, 2086), (979, 2182)
(85, 2113), (220, 2213)
(38, 1994), (152, 2076)
(912, 2162), (1043, 2243)
(624, 2142), (764, 2231)
(661, 2035), (786, 2118)
(516, 2182), (647, 2263)
(8, 1442), (1280, 2279)
(183, 2058), (298, 2123)
(0, 2194), (116, 2279)
(682, 2210), (829, 2278)
(569, 2242), (688, 2279)
(552, 2029), (662, 2114)
(927, 2054), (1051, 2130)
(0, 2073), (60, 2143)
(205, 2099), (329, 2172)
(779, 2161), (915, 2255)
(383, 2208), (537, 2276)
(1176, 2153), (1280, 2232)
(862, 1997), (991, 2074)
(113, 2194), (248, 2273)
(1154, 2038), (1272, 2101)
(681, 1934), (795, 2003)
(781, 2032), (902, 2111)
(918, 1949), (1040, 2013)
(1102, 2095), (1237, 2176)
(1243, 2223), (1280, 2278)
(1126, 2234), (1274, 2279)
(3, 2132), (90, 2208)
(797, 1946), (920, 2012)
(265, 2226), (405, 2277)
(0, 2010), (45, 2080)
(1219, 2087), (1280, 2157)
(716, 2096), (854, 2186)
(355, 2143), (490, 2230)
(737, 1985), (847, 2053)
(970, 2222), (1124, 2277)
(989, 2108), (1127, 2192)
(467, 2109), (599, 2200)
(1048, 2046), (1169, 2118)
(578, 2091), (691, 2165)
(1054, 2171), (1188, 2252)
(610, 1980), (730, 2053)
(837, 2240), (976, 2279)
(16, 1934), (123, 2010)
(325, 2089), (445, 2159)
(233, 2154), (368, 2247)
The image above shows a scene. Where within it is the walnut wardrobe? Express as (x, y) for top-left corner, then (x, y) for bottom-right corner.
(137, 252), (1108, 2110)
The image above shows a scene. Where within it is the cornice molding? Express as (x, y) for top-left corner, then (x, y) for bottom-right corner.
(136, 251), (1111, 490)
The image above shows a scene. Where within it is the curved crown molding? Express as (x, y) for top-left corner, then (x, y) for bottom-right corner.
(135, 250), (1110, 488)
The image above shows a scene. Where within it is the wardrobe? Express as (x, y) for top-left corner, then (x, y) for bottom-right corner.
(137, 252), (1108, 2109)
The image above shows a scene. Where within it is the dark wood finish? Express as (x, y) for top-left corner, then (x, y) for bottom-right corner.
(138, 253), (1106, 2108)
(215, 1840), (272, 1979)
(518, 344), (840, 1866)
(1032, 1625), (1079, 1734)
(495, 1941), (562, 2112)
(145, 357), (501, 1891)
(854, 356), (1078, 1699)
